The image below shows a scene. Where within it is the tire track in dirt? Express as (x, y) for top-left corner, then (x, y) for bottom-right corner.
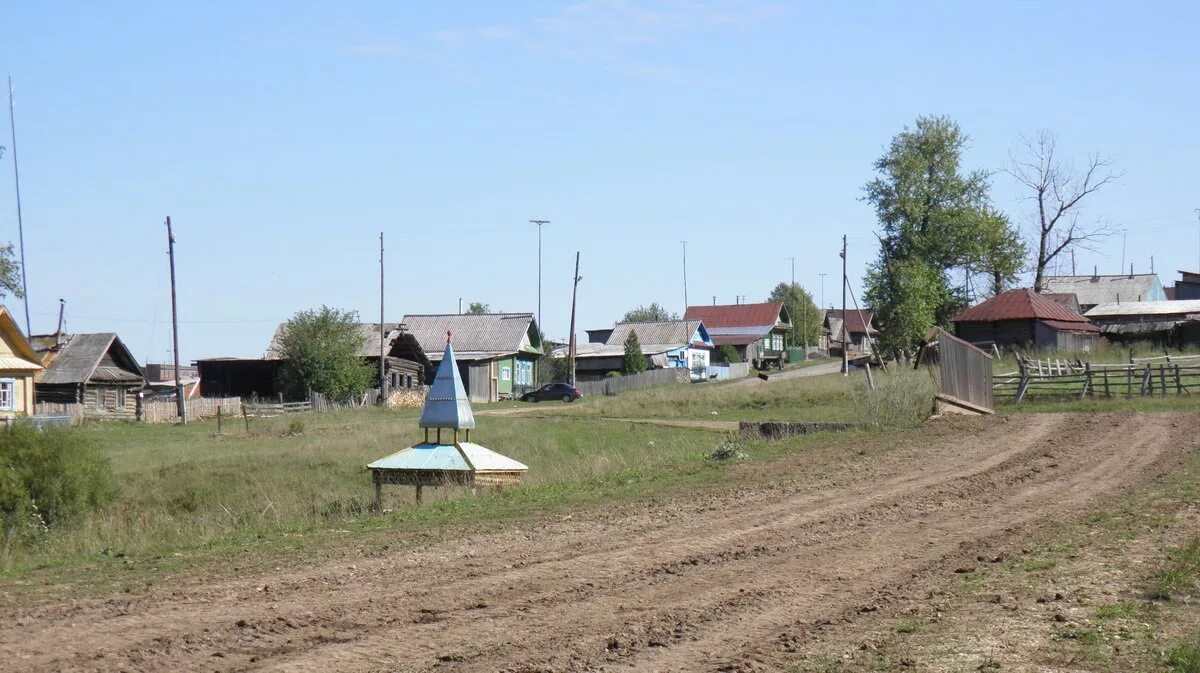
(1, 412), (1195, 673)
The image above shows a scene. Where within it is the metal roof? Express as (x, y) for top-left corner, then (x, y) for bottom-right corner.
(555, 343), (680, 359)
(1084, 299), (1200, 317)
(824, 309), (877, 335)
(0, 356), (41, 371)
(684, 302), (790, 331)
(604, 320), (708, 347)
(955, 288), (1096, 329)
(420, 341), (475, 430)
(400, 313), (541, 358)
(367, 442), (528, 472)
(32, 333), (144, 385)
(1043, 274), (1166, 306)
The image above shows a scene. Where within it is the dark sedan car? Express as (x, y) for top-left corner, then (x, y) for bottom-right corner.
(519, 382), (582, 403)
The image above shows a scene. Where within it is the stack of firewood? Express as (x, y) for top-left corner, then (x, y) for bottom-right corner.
(387, 388), (427, 409)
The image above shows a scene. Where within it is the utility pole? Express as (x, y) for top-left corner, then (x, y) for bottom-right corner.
(681, 240), (689, 312)
(379, 232), (387, 407)
(7, 77), (30, 336)
(1120, 229), (1128, 275)
(840, 235), (848, 376)
(818, 273), (827, 309)
(166, 217), (186, 423)
(568, 251), (581, 386)
(1071, 249), (1076, 276)
(530, 220), (549, 332)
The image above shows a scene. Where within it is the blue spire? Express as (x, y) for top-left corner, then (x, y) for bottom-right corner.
(419, 332), (476, 430)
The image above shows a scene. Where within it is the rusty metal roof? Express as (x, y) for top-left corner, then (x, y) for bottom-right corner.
(684, 303), (790, 331)
(955, 289), (1096, 329)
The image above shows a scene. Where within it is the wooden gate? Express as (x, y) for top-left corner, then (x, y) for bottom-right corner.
(933, 328), (994, 414)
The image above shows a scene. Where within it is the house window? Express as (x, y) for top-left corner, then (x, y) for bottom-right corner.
(117, 388), (126, 409)
(0, 378), (14, 411)
(775, 334), (784, 351)
(500, 366), (511, 382)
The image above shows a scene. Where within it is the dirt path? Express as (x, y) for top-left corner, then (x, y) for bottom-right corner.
(2, 412), (1196, 672)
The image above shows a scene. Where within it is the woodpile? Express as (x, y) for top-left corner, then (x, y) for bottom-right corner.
(387, 388), (427, 409)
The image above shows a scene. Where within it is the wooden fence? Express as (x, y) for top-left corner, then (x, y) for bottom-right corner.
(576, 367), (690, 397)
(994, 353), (1200, 403)
(931, 328), (994, 413)
(141, 397), (242, 424)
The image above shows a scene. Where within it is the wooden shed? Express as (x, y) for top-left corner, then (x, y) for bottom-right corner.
(953, 289), (1100, 352)
(31, 332), (145, 417)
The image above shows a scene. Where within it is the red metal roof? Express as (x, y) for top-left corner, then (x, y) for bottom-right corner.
(955, 288), (1096, 327)
(684, 302), (786, 329)
(1040, 319), (1100, 333)
(825, 309), (876, 335)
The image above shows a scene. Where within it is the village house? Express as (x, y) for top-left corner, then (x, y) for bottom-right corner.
(0, 306), (43, 418)
(198, 323), (429, 399)
(569, 319), (714, 381)
(953, 288), (1100, 352)
(31, 332), (145, 417)
(823, 309), (879, 356)
(1042, 273), (1167, 312)
(399, 313), (542, 403)
(1084, 299), (1200, 347)
(684, 302), (791, 369)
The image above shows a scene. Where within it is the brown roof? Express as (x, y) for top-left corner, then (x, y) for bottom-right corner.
(825, 309), (877, 335)
(955, 289), (1099, 332)
(684, 303), (789, 329)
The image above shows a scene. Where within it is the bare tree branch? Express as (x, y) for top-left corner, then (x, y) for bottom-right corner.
(1004, 131), (1122, 292)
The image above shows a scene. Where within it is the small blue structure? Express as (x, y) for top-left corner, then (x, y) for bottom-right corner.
(369, 333), (528, 507)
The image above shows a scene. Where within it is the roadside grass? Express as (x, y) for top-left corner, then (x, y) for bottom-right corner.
(542, 367), (934, 424)
(0, 406), (893, 602)
(0, 409), (721, 574)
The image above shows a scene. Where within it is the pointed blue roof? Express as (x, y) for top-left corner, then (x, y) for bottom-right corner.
(419, 336), (476, 430)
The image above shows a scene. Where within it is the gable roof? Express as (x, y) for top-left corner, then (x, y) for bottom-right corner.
(1084, 299), (1200, 318)
(824, 309), (877, 335)
(684, 302), (790, 330)
(31, 332), (144, 385)
(604, 319), (709, 348)
(267, 322), (414, 360)
(0, 306), (42, 371)
(1043, 274), (1166, 306)
(400, 313), (541, 360)
(955, 289), (1099, 332)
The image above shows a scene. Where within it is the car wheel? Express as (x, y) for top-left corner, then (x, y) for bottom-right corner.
(561, 394), (572, 403)
(529, 396), (539, 403)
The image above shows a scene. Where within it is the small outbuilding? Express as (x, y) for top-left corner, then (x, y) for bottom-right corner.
(31, 332), (145, 416)
(1083, 299), (1200, 346)
(368, 336), (528, 508)
(954, 288), (1100, 352)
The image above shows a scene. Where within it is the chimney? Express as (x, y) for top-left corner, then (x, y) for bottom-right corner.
(712, 296), (716, 306)
(1129, 263), (1134, 279)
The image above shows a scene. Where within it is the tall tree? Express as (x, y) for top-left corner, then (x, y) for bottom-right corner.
(622, 303), (677, 323)
(622, 330), (646, 374)
(863, 116), (1024, 354)
(275, 306), (374, 400)
(465, 302), (491, 315)
(0, 245), (24, 299)
(974, 207), (1028, 297)
(1007, 131), (1119, 291)
(766, 282), (820, 346)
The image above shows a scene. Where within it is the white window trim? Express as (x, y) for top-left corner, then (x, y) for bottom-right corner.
(0, 378), (14, 411)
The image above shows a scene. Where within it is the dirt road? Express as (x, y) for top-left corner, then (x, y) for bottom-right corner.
(2, 412), (1196, 672)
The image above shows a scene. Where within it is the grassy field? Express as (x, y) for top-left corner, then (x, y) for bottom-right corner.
(539, 367), (934, 424)
(1, 410), (729, 574)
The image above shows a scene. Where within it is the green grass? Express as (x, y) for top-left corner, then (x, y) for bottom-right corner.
(1145, 539), (1200, 601)
(1021, 559), (1057, 571)
(894, 616), (922, 634)
(1167, 639), (1200, 673)
(0, 409), (727, 573)
(541, 367), (934, 424)
(1095, 602), (1140, 621)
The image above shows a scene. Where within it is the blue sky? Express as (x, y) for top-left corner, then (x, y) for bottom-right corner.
(1, 1), (1197, 362)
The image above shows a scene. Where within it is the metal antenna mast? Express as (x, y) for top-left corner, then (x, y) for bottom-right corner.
(8, 77), (30, 335)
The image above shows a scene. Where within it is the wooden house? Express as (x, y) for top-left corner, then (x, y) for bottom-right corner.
(823, 309), (879, 356)
(684, 302), (791, 369)
(399, 313), (542, 403)
(1083, 299), (1200, 346)
(31, 332), (145, 417)
(1043, 273), (1167, 312)
(570, 319), (714, 381)
(0, 306), (43, 418)
(953, 289), (1100, 352)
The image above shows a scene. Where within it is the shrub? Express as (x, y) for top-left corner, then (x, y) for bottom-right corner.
(0, 427), (114, 555)
(605, 371), (621, 378)
(707, 441), (748, 461)
(852, 369), (935, 429)
(285, 420), (305, 437)
(717, 344), (741, 363)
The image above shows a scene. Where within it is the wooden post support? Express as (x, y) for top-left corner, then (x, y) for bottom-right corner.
(1160, 364), (1168, 396)
(1141, 365), (1152, 396)
(217, 406), (223, 436)
(863, 361), (875, 390)
(1103, 368), (1111, 398)
(242, 401), (251, 434)
(1174, 364), (1184, 395)
(1079, 362), (1091, 401)
(1126, 366), (1133, 398)
(373, 473), (382, 513)
(415, 485), (423, 506)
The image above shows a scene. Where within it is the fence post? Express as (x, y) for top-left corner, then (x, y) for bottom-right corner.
(242, 400), (250, 434)
(1174, 364), (1183, 395)
(217, 406), (223, 436)
(1160, 365), (1168, 396)
(1014, 359), (1030, 404)
(1141, 365), (1152, 396)
(1079, 362), (1091, 401)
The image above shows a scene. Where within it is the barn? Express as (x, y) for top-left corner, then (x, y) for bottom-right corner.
(954, 288), (1100, 352)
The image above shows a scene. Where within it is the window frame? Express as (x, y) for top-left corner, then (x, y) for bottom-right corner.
(0, 378), (14, 411)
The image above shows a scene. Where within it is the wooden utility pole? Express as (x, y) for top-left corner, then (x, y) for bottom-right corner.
(166, 217), (186, 423)
(379, 232), (388, 406)
(841, 234), (848, 376)
(568, 251), (581, 386)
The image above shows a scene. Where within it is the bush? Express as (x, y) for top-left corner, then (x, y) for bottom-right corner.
(605, 371), (621, 378)
(717, 344), (741, 363)
(852, 369), (935, 429)
(707, 441), (748, 461)
(1, 427), (114, 555)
